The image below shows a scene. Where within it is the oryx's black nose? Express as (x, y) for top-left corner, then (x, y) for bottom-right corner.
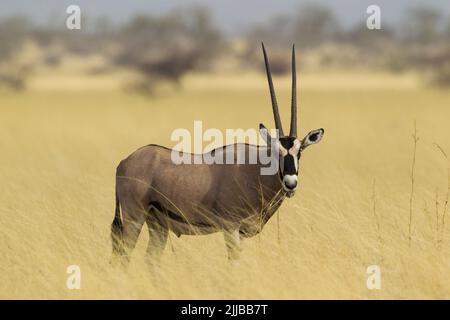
(282, 174), (298, 191)
(285, 180), (297, 189)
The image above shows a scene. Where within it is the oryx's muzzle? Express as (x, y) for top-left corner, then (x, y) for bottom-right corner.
(282, 174), (298, 196)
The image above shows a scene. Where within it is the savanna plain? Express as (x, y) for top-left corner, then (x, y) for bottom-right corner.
(1, 61), (450, 299)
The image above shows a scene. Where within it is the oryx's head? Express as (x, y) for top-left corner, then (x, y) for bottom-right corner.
(259, 42), (324, 197)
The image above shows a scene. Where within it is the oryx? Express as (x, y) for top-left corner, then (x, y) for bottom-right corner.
(111, 43), (324, 267)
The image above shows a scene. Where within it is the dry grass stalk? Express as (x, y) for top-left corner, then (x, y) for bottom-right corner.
(408, 121), (419, 247)
(434, 143), (450, 246)
(372, 179), (382, 244)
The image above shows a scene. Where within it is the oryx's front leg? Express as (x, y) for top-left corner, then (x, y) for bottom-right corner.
(223, 229), (241, 262)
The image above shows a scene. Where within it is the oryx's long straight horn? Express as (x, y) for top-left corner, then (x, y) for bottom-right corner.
(290, 44), (297, 137)
(261, 42), (284, 137)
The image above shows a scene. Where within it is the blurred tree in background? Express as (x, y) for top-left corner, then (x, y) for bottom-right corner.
(292, 4), (341, 48)
(0, 16), (33, 90)
(113, 7), (222, 92)
(398, 6), (450, 86)
(403, 6), (443, 45)
(0, 16), (31, 60)
(244, 4), (341, 73)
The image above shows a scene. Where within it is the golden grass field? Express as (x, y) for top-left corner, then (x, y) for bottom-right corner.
(1, 64), (450, 299)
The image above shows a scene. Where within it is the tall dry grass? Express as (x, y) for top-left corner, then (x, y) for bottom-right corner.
(0, 69), (449, 299)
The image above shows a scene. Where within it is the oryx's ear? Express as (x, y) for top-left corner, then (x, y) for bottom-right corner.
(301, 128), (324, 150)
(259, 123), (272, 146)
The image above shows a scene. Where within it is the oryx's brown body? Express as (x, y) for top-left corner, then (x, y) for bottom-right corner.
(112, 143), (284, 264)
(117, 144), (283, 234)
(111, 43), (324, 266)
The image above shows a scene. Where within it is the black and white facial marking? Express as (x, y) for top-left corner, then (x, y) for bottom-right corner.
(278, 137), (301, 193)
(259, 124), (324, 196)
(273, 128), (324, 197)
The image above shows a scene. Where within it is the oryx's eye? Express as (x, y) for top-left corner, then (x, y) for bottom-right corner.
(309, 133), (319, 142)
